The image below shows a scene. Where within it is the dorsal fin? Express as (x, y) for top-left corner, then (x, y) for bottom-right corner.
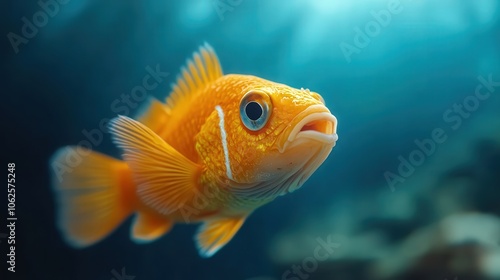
(165, 43), (223, 110)
(135, 97), (172, 135)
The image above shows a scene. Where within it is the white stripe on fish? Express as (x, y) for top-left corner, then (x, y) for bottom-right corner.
(215, 105), (233, 180)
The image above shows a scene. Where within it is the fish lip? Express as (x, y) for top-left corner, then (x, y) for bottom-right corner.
(278, 104), (338, 153)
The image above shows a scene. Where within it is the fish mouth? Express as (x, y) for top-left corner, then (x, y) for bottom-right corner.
(278, 104), (338, 153)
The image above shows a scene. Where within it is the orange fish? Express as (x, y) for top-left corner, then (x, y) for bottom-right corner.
(51, 43), (338, 257)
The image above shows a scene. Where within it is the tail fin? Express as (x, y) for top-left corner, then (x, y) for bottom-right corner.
(50, 146), (136, 248)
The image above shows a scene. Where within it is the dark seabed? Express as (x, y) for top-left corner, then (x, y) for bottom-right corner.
(2, 0), (500, 279)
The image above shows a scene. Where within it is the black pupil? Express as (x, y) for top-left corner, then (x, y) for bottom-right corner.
(245, 102), (263, 121)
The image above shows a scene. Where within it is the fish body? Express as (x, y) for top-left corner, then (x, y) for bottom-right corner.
(51, 44), (338, 257)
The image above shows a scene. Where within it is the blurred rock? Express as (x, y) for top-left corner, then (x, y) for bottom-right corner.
(374, 213), (500, 280)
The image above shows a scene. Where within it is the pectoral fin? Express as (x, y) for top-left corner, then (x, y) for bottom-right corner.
(195, 217), (246, 258)
(109, 115), (202, 215)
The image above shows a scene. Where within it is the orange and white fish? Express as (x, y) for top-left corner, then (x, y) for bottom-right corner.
(51, 43), (338, 257)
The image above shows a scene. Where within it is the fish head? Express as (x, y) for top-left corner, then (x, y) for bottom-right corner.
(199, 74), (338, 201)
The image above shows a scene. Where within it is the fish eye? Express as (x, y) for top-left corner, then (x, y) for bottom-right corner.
(240, 91), (272, 131)
(245, 102), (263, 121)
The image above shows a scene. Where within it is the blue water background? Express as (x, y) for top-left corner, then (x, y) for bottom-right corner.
(2, 1), (500, 279)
